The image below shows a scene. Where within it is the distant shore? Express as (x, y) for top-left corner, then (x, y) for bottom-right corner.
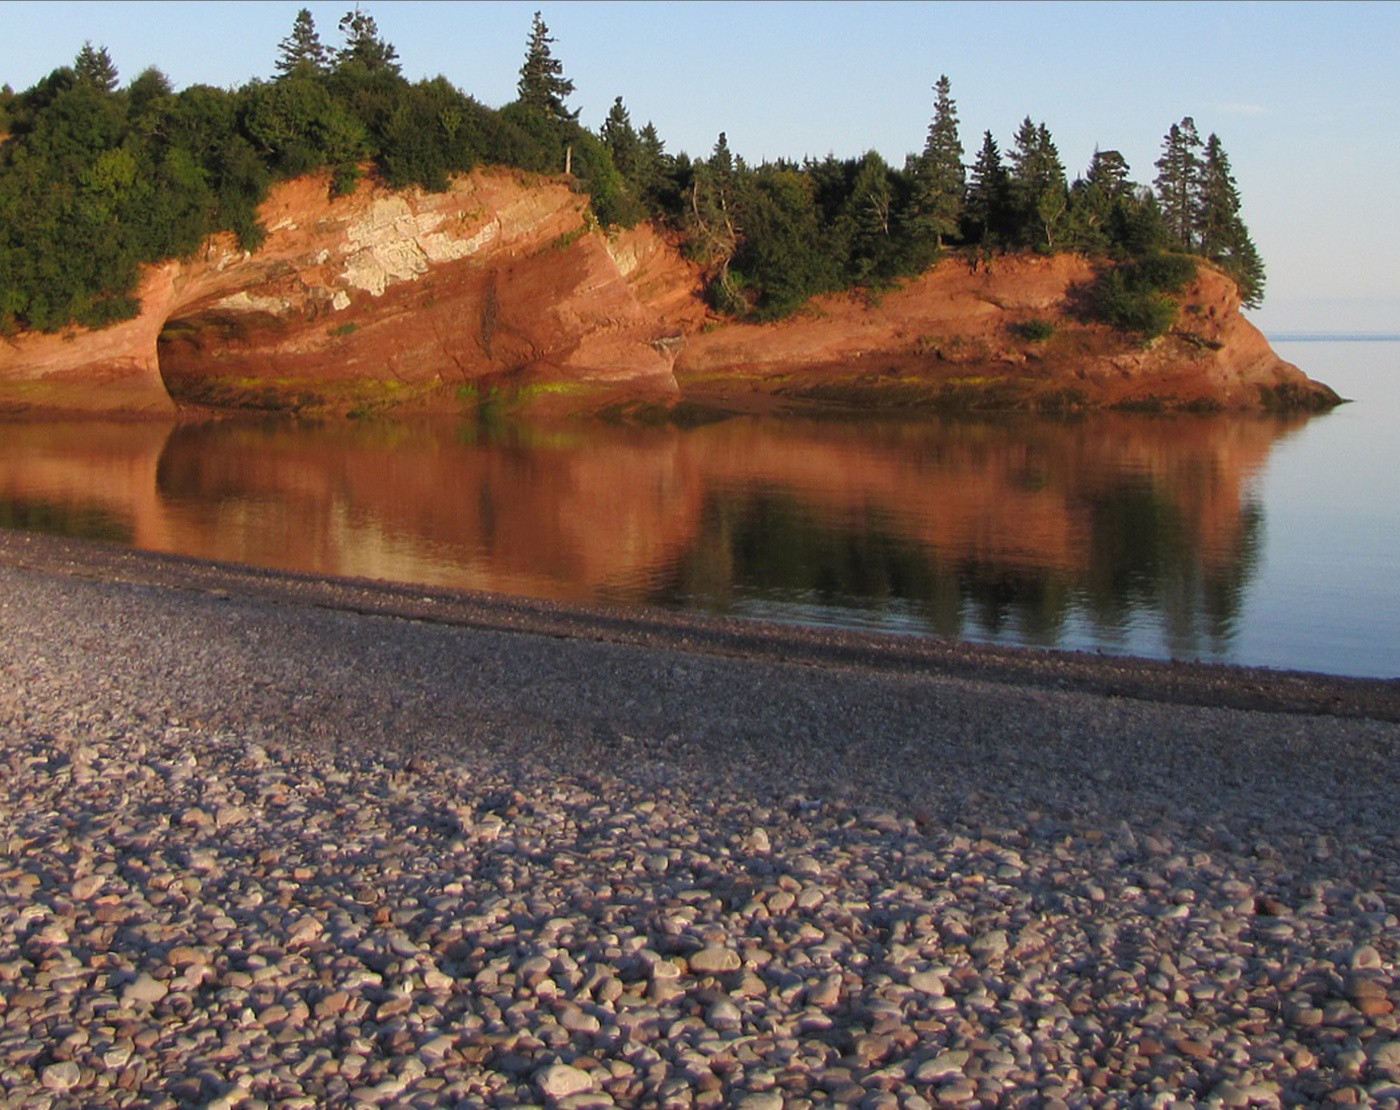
(1, 530), (1396, 1106)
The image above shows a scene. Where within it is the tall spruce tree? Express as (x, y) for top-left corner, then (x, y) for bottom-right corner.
(963, 130), (1011, 246)
(633, 122), (671, 211)
(336, 8), (401, 75)
(74, 43), (119, 93)
(1153, 116), (1202, 250)
(1008, 118), (1067, 250)
(903, 75), (964, 250)
(600, 97), (638, 177)
(517, 11), (576, 125)
(1197, 133), (1265, 307)
(276, 9), (331, 78)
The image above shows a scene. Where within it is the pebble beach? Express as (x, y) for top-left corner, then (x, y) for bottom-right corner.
(1, 535), (1397, 1109)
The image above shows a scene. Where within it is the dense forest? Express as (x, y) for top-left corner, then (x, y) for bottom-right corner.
(0, 8), (1265, 338)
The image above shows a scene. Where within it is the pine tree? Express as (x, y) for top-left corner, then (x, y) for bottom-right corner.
(1066, 149), (1132, 252)
(276, 9), (331, 78)
(1197, 133), (1265, 307)
(963, 130), (1010, 246)
(633, 122), (671, 210)
(517, 11), (576, 125)
(600, 97), (638, 178)
(1106, 187), (1168, 257)
(336, 8), (400, 76)
(637, 123), (665, 168)
(1153, 116), (1201, 250)
(74, 43), (119, 93)
(1226, 233), (1265, 310)
(1084, 149), (1131, 200)
(1196, 134), (1242, 259)
(1008, 118), (1067, 250)
(903, 75), (964, 249)
(708, 130), (734, 179)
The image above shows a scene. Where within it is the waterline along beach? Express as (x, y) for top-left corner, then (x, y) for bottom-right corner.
(1, 534), (1397, 1106)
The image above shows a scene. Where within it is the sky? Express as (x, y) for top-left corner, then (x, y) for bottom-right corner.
(1, 0), (1397, 335)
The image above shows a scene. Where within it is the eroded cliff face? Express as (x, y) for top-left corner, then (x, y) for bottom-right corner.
(0, 168), (1335, 417)
(0, 169), (705, 417)
(676, 254), (1335, 413)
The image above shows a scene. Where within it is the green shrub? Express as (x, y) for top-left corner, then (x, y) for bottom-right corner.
(1090, 253), (1196, 338)
(1124, 252), (1196, 294)
(1014, 318), (1055, 342)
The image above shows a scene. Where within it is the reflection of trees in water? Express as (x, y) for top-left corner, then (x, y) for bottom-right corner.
(0, 498), (133, 543)
(663, 492), (968, 636)
(1083, 479), (1261, 658)
(148, 412), (1274, 657)
(664, 479), (1262, 657)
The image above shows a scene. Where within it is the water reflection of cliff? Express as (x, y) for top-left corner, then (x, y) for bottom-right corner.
(0, 413), (1306, 659)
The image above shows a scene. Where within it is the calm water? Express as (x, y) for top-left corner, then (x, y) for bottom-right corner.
(1, 338), (1396, 677)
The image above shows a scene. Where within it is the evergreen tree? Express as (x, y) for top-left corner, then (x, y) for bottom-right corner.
(1225, 233), (1265, 310)
(1197, 133), (1265, 307)
(1106, 187), (1168, 257)
(637, 123), (665, 169)
(336, 8), (400, 76)
(903, 75), (964, 250)
(1153, 116), (1201, 250)
(74, 43), (119, 93)
(708, 130), (734, 179)
(276, 9), (331, 78)
(1008, 117), (1067, 250)
(632, 122), (677, 214)
(600, 97), (638, 177)
(1084, 148), (1131, 200)
(1066, 149), (1131, 252)
(963, 130), (1011, 246)
(1196, 133), (1241, 259)
(517, 11), (576, 125)
(598, 97), (675, 216)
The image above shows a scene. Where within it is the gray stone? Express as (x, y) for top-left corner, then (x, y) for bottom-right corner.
(690, 946), (742, 974)
(121, 974), (169, 1005)
(536, 1064), (595, 1100)
(40, 1062), (81, 1091)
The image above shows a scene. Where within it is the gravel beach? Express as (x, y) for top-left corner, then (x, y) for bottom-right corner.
(1, 532), (1397, 1109)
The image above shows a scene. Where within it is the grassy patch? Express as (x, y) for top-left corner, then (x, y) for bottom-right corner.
(1013, 318), (1056, 342)
(548, 225), (589, 253)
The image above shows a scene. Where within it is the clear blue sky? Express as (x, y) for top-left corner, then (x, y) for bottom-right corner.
(2, 1), (1396, 334)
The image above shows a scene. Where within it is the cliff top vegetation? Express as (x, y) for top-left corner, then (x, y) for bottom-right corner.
(0, 7), (1264, 337)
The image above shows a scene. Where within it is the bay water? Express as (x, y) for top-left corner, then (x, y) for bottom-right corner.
(1, 338), (1395, 677)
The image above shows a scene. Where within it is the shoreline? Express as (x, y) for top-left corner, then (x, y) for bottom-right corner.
(1, 531), (1397, 1107)
(1, 529), (1397, 723)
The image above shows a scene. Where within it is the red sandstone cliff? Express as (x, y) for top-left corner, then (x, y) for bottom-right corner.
(0, 168), (1336, 417)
